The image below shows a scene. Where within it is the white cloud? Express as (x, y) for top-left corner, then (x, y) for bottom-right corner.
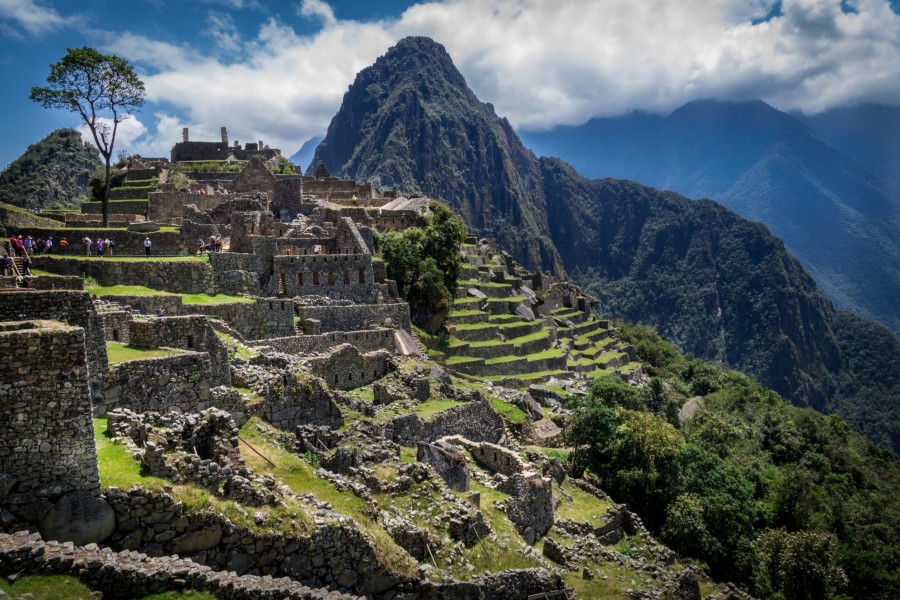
(299, 0), (337, 28)
(98, 0), (900, 160)
(0, 0), (71, 36)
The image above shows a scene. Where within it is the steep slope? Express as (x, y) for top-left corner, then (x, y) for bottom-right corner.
(0, 128), (100, 210)
(310, 36), (561, 273)
(799, 103), (900, 190)
(521, 100), (900, 333)
(311, 37), (899, 452)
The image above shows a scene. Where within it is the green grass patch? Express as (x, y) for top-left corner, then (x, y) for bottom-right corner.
(239, 419), (418, 578)
(214, 331), (258, 361)
(446, 355), (481, 365)
(94, 419), (168, 490)
(489, 396), (527, 423)
(510, 329), (550, 346)
(0, 575), (96, 600)
(466, 338), (507, 348)
(554, 481), (613, 527)
(448, 309), (487, 318)
(106, 341), (183, 364)
(412, 398), (467, 419)
(451, 323), (497, 332)
(181, 292), (253, 305)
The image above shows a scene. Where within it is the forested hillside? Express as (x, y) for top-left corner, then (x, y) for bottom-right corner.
(0, 128), (100, 210)
(569, 325), (899, 599)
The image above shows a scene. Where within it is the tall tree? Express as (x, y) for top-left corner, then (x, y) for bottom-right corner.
(30, 47), (145, 227)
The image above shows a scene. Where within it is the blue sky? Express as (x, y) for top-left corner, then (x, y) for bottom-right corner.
(2, 0), (899, 169)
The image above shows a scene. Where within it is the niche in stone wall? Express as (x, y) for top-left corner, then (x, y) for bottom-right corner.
(343, 270), (350, 284)
(314, 272), (320, 285)
(359, 269), (365, 283)
(328, 272), (335, 286)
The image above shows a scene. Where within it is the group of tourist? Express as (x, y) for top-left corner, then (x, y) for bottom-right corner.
(7, 234), (62, 257)
(197, 234), (223, 254)
(81, 236), (117, 257)
(187, 187), (229, 196)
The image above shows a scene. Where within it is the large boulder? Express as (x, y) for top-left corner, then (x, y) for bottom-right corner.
(39, 491), (116, 545)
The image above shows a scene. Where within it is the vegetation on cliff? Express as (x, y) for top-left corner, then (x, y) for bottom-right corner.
(0, 128), (100, 210)
(568, 325), (899, 599)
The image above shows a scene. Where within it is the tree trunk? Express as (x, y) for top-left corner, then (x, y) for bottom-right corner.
(102, 157), (111, 228)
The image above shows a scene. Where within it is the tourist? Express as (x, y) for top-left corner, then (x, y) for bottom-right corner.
(0, 254), (11, 277)
(35, 237), (45, 255)
(44, 237), (52, 254)
(23, 236), (33, 256)
(144, 236), (152, 257)
(21, 254), (32, 276)
(59, 237), (68, 256)
(13, 236), (24, 257)
(105, 237), (114, 257)
(83, 236), (92, 256)
(96, 238), (104, 257)
(155, 305), (164, 317)
(215, 235), (222, 252)
(197, 238), (206, 255)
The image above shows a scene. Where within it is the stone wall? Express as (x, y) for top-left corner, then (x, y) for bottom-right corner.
(79, 200), (149, 215)
(98, 351), (214, 416)
(0, 321), (101, 499)
(18, 229), (189, 256)
(35, 257), (220, 294)
(128, 315), (229, 386)
(101, 294), (183, 316)
(147, 191), (228, 224)
(100, 310), (133, 343)
(296, 302), (411, 333)
(392, 398), (506, 446)
(305, 344), (392, 390)
(0, 531), (354, 600)
(0, 275), (83, 290)
(273, 178), (303, 219)
(256, 328), (397, 357)
(269, 254), (375, 301)
(0, 290), (107, 399)
(181, 298), (292, 340)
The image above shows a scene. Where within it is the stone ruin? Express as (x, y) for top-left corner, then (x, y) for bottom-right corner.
(0, 134), (698, 600)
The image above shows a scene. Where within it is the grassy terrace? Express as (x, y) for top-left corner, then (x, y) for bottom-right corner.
(87, 284), (253, 305)
(106, 342), (184, 363)
(448, 309), (486, 318)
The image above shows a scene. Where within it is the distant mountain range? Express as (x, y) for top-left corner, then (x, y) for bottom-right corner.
(520, 100), (900, 334)
(310, 37), (900, 453)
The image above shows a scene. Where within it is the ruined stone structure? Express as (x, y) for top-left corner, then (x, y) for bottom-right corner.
(0, 290), (107, 399)
(170, 127), (280, 163)
(0, 320), (101, 499)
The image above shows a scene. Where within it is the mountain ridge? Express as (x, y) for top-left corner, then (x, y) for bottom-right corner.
(520, 99), (900, 333)
(310, 36), (899, 453)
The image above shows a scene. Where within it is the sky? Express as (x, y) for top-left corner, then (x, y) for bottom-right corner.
(1, 0), (899, 169)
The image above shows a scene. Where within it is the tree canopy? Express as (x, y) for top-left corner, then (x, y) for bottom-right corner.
(30, 46), (145, 226)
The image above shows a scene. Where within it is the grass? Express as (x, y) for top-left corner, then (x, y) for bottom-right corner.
(214, 331), (258, 361)
(238, 418), (418, 578)
(446, 355), (481, 365)
(554, 481), (613, 527)
(0, 575), (95, 600)
(489, 396), (527, 423)
(448, 309), (487, 318)
(510, 329), (551, 346)
(85, 284), (253, 305)
(106, 342), (184, 364)
(412, 398), (467, 419)
(94, 418), (168, 490)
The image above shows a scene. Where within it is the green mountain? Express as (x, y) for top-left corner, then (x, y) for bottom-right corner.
(520, 100), (900, 334)
(310, 37), (900, 453)
(309, 37), (562, 273)
(0, 128), (100, 210)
